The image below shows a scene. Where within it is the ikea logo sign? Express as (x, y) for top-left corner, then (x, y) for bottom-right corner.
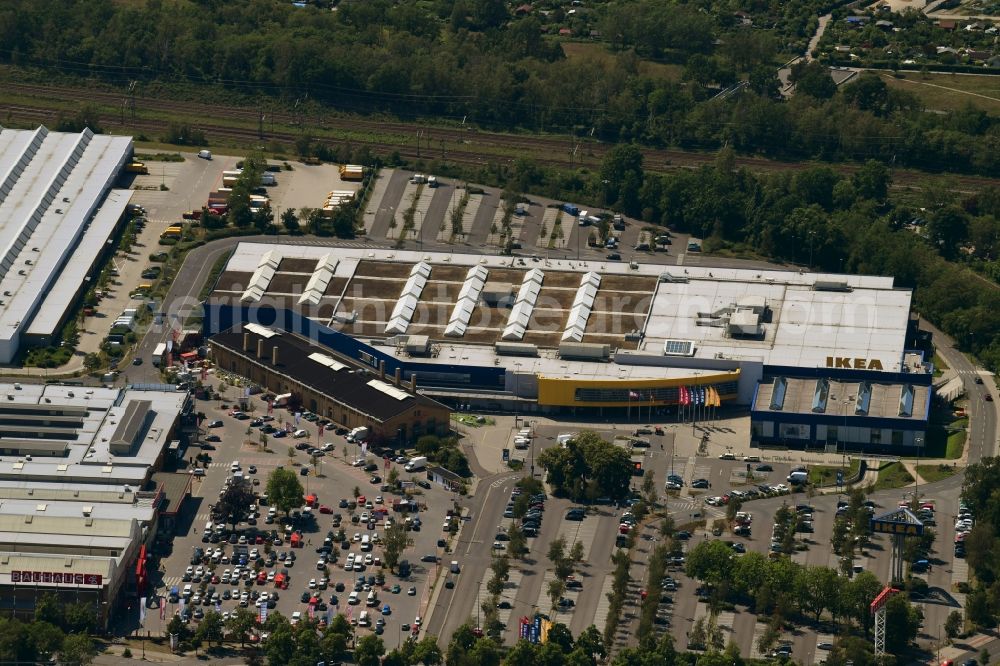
(826, 357), (884, 371)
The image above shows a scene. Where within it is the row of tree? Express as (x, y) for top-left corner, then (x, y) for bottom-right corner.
(683, 539), (921, 659)
(3, 1), (1000, 176)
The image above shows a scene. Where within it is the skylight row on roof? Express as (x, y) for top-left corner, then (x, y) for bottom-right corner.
(385, 263), (432, 335)
(502, 269), (546, 341)
(241, 250), (281, 303)
(445, 266), (489, 338)
(561, 272), (601, 342)
(299, 253), (338, 305)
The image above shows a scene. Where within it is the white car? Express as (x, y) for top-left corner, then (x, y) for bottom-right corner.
(364, 554), (373, 565)
(293, 429), (308, 438)
(375, 496), (384, 504)
(309, 578), (317, 589)
(414, 616), (422, 627)
(352, 459), (367, 467)
(291, 611), (302, 624)
(239, 593), (249, 607)
(322, 442), (336, 451)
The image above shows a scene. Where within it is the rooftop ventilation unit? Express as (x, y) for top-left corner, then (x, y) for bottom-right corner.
(812, 280), (852, 292)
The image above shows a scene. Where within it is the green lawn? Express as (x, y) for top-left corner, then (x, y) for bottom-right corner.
(808, 458), (861, 486)
(932, 351), (949, 378)
(450, 414), (496, 427)
(915, 464), (961, 484)
(873, 462), (914, 491)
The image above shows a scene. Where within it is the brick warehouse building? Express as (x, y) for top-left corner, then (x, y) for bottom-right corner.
(209, 325), (450, 446)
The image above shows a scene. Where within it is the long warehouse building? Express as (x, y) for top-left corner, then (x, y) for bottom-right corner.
(0, 126), (134, 363)
(203, 243), (932, 453)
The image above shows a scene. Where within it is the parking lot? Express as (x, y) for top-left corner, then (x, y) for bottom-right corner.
(363, 170), (695, 266)
(145, 386), (460, 649)
(424, 410), (967, 661)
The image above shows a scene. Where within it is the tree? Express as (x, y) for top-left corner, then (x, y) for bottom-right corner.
(945, 610), (963, 640)
(548, 578), (566, 612)
(852, 160), (891, 202)
(507, 524), (528, 560)
(685, 540), (734, 586)
(253, 202), (276, 234)
(266, 467), (305, 517)
(411, 635), (443, 665)
(214, 479), (256, 531)
(883, 593), (922, 654)
(355, 634), (386, 666)
(26, 621), (64, 661)
(798, 566), (840, 621)
(641, 469), (658, 506)
(383, 523), (412, 572)
(227, 608), (257, 647)
(59, 634), (96, 666)
(570, 540), (585, 565)
(599, 145), (644, 216)
(790, 61), (837, 99)
(576, 625), (606, 661)
(196, 609), (224, 646)
(281, 207), (300, 234)
(748, 65), (781, 99)
(83, 353), (101, 372)
(34, 593), (64, 627)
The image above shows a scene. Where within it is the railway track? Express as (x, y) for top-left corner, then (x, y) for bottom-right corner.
(2, 80), (998, 189)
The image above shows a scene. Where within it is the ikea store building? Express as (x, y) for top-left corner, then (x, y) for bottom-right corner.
(202, 243), (931, 453)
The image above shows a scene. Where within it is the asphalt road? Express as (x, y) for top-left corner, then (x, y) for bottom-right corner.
(917, 316), (998, 465)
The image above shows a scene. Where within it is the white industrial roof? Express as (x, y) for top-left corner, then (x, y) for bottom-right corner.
(0, 127), (133, 361)
(0, 384), (186, 485)
(641, 277), (911, 371)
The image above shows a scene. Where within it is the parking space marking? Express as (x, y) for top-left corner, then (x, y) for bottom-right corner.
(716, 610), (735, 637)
(557, 515), (599, 561)
(536, 208), (564, 250)
(362, 168), (396, 233)
(749, 619), (769, 659)
(814, 633), (835, 663)
(386, 182), (420, 240)
(953, 557), (968, 584)
(591, 573), (615, 637)
(484, 204), (509, 248)
(164, 576), (182, 588)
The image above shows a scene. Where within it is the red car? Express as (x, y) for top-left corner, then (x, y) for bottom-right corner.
(319, 505), (332, 514)
(358, 496), (366, 505)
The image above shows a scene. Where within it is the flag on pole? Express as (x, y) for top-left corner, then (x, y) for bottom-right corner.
(679, 387), (688, 406)
(159, 597), (165, 621)
(709, 387), (720, 407)
(140, 597), (147, 624)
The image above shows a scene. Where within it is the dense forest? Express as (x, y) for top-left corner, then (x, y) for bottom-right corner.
(2, 0), (1000, 175)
